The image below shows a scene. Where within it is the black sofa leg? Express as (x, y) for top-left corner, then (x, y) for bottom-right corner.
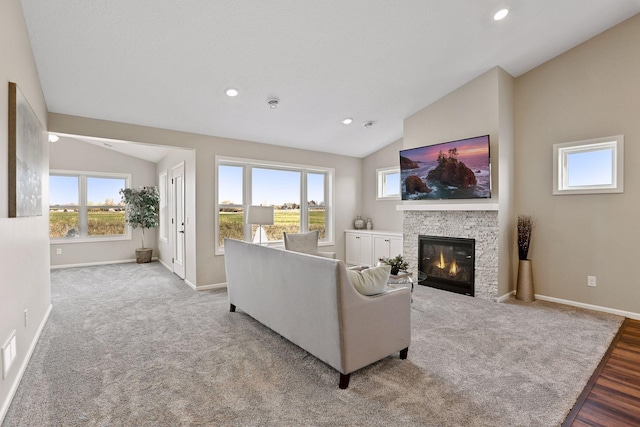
(339, 373), (351, 389)
(400, 347), (409, 359)
(230, 304), (236, 312)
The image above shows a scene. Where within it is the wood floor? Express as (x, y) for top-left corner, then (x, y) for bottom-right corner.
(563, 318), (640, 427)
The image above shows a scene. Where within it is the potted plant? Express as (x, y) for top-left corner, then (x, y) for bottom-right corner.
(379, 255), (409, 276)
(119, 186), (159, 263)
(516, 215), (535, 302)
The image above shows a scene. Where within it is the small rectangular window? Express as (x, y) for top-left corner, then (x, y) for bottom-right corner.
(377, 167), (401, 200)
(553, 135), (623, 195)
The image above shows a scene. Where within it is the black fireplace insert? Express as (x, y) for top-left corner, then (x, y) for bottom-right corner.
(418, 235), (475, 296)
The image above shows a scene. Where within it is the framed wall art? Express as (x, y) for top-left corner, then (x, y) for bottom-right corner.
(8, 82), (45, 217)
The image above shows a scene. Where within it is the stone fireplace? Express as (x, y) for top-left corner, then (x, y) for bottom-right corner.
(402, 207), (499, 301)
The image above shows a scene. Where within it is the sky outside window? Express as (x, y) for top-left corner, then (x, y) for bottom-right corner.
(307, 173), (325, 205)
(50, 175), (78, 205)
(218, 165), (243, 204)
(87, 177), (126, 205)
(567, 149), (613, 187)
(385, 172), (400, 196)
(252, 168), (300, 206)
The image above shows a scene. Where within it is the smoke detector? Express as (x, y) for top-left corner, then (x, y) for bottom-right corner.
(267, 98), (279, 109)
(363, 121), (374, 129)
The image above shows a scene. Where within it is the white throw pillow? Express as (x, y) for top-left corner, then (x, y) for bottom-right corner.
(347, 265), (391, 296)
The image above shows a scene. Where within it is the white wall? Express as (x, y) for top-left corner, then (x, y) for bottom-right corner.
(47, 113), (363, 287)
(361, 138), (403, 232)
(514, 13), (640, 314)
(49, 136), (158, 267)
(0, 0), (51, 421)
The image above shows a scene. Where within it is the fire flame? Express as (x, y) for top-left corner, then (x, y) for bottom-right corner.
(449, 259), (458, 276)
(436, 251), (446, 269)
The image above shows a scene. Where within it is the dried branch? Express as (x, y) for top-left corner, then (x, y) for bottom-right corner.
(517, 215), (533, 260)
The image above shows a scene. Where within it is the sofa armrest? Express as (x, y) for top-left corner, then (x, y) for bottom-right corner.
(339, 285), (411, 374)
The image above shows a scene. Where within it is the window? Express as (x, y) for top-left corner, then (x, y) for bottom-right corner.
(215, 157), (334, 253)
(159, 171), (168, 243)
(50, 170), (131, 242)
(553, 135), (624, 195)
(377, 167), (401, 200)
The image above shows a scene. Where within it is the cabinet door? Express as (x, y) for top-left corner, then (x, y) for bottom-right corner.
(359, 234), (373, 266)
(388, 236), (403, 258)
(345, 233), (360, 265)
(373, 236), (389, 262)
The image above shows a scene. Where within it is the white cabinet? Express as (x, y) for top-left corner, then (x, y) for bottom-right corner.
(345, 230), (402, 266)
(373, 235), (403, 261)
(346, 232), (373, 266)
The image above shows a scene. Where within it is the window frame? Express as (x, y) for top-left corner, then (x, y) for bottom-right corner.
(376, 166), (401, 200)
(553, 135), (624, 195)
(215, 156), (334, 255)
(50, 170), (132, 243)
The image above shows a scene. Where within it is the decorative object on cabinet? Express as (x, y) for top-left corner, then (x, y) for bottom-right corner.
(354, 215), (365, 229)
(366, 218), (373, 230)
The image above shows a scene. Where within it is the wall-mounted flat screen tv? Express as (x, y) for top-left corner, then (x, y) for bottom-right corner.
(400, 135), (491, 200)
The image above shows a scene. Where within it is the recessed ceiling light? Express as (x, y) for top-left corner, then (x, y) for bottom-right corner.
(267, 98), (279, 109)
(48, 134), (59, 143)
(494, 8), (509, 21)
(363, 121), (374, 129)
(225, 88), (239, 97)
(342, 118), (353, 125)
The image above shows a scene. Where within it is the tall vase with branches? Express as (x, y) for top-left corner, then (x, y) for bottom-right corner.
(120, 186), (159, 263)
(516, 215), (535, 302)
(518, 215), (533, 260)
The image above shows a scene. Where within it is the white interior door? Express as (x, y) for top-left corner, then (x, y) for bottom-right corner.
(172, 162), (186, 279)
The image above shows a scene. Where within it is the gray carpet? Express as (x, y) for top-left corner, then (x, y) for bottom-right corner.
(3, 262), (623, 426)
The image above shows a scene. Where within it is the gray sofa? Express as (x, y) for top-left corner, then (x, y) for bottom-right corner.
(223, 238), (411, 388)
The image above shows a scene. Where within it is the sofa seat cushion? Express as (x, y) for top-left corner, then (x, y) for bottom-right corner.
(347, 265), (391, 296)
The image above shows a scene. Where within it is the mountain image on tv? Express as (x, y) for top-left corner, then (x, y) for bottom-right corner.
(400, 135), (491, 200)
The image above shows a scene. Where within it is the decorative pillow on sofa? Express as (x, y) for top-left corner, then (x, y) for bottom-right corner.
(347, 265), (391, 296)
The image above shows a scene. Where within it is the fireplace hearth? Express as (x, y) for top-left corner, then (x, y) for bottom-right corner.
(418, 235), (475, 296)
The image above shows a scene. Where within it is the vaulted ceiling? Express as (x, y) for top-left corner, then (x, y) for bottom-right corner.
(21, 0), (640, 157)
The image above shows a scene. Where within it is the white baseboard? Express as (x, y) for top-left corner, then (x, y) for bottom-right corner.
(157, 258), (172, 272)
(50, 257), (159, 270)
(497, 290), (515, 303)
(184, 278), (196, 290)
(535, 294), (640, 320)
(183, 278), (226, 291)
(197, 282), (227, 291)
(0, 304), (52, 424)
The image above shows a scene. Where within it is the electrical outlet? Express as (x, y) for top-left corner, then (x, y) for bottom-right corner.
(55, 248), (62, 255)
(587, 276), (597, 287)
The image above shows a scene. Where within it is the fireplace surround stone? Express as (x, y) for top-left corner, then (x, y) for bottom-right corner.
(403, 210), (499, 301)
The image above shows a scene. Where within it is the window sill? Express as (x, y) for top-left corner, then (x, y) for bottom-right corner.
(50, 235), (132, 244)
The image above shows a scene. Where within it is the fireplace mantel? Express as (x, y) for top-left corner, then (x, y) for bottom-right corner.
(396, 203), (499, 212)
